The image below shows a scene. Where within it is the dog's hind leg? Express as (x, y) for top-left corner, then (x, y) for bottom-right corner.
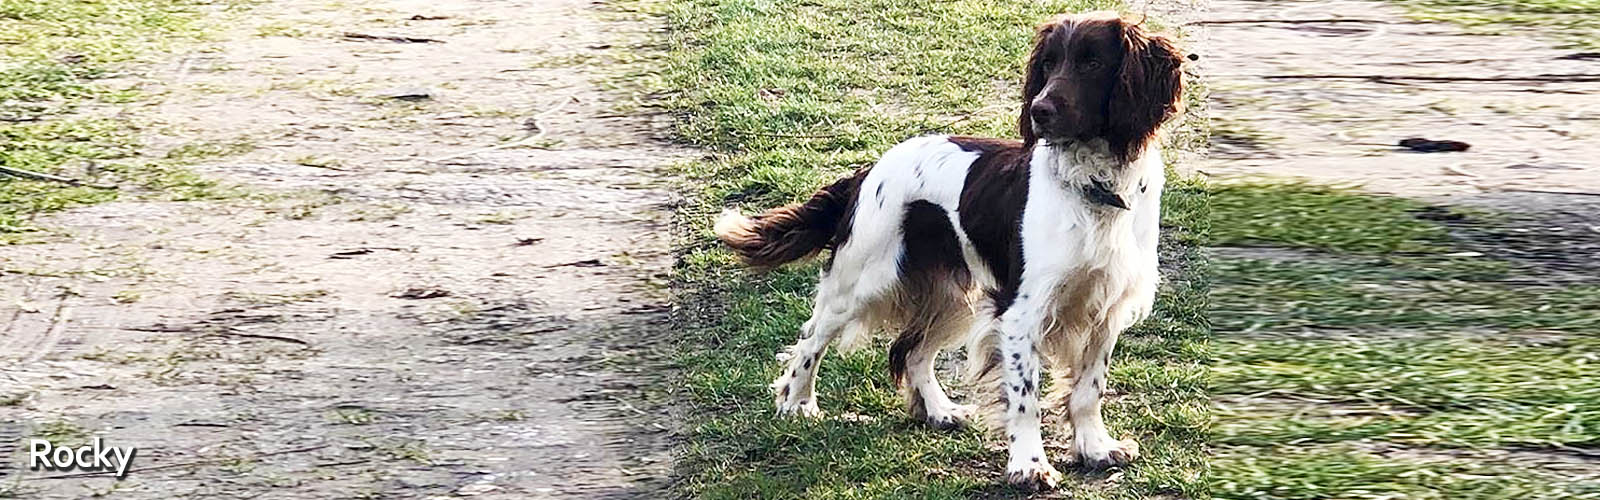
(771, 289), (851, 418)
(886, 199), (978, 429)
(895, 305), (976, 430)
(772, 244), (900, 418)
(771, 165), (909, 417)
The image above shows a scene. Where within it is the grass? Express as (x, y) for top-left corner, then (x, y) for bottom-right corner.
(1387, 0), (1600, 48)
(1210, 182), (1449, 254)
(1217, 445), (1600, 500)
(0, 0), (245, 243)
(1208, 184), (1600, 499)
(636, 0), (1210, 497)
(1212, 258), (1599, 333)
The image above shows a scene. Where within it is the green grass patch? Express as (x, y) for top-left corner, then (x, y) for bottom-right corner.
(1210, 183), (1600, 498)
(640, 0), (1210, 496)
(1213, 258), (1600, 333)
(1215, 335), (1600, 448)
(0, 0), (231, 107)
(1, 0), (246, 243)
(1213, 445), (1600, 500)
(1209, 182), (1449, 254)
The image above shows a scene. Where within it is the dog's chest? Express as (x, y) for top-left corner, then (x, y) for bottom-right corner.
(1016, 147), (1161, 320)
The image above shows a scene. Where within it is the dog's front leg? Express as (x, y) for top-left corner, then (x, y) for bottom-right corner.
(1069, 328), (1139, 468)
(998, 295), (1059, 490)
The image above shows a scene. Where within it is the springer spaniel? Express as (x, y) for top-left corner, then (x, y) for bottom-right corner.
(715, 12), (1186, 489)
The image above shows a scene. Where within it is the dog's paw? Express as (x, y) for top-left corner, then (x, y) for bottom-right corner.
(1003, 457), (1061, 491)
(771, 372), (820, 418)
(922, 403), (976, 431)
(775, 397), (822, 419)
(1077, 437), (1140, 470)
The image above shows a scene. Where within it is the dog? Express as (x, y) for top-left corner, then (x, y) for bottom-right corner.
(713, 11), (1186, 489)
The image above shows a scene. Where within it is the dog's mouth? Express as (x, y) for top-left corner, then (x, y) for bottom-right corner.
(1031, 122), (1071, 144)
(1031, 120), (1100, 145)
(1031, 126), (1090, 147)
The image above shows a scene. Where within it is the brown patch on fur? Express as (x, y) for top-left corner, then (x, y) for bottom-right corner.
(947, 136), (1019, 153)
(887, 329), (925, 386)
(1105, 21), (1186, 162)
(715, 166), (870, 270)
(949, 137), (1031, 313)
(887, 201), (972, 386)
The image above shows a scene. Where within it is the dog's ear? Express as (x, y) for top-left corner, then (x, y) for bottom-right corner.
(1019, 21), (1057, 147)
(1105, 21), (1185, 162)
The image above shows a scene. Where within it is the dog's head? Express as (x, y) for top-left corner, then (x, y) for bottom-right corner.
(1019, 12), (1186, 161)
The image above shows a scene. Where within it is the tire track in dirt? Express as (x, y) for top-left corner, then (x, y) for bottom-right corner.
(1, 0), (681, 498)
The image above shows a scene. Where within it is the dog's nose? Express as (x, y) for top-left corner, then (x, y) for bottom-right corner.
(1029, 100), (1057, 124)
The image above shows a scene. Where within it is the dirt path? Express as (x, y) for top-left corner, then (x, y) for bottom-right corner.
(1197, 0), (1599, 199)
(2, 0), (680, 498)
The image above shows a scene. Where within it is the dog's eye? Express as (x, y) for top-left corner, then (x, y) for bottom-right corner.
(1041, 57), (1057, 71)
(1082, 60), (1104, 71)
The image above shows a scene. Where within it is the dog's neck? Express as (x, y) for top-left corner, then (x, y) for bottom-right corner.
(1033, 139), (1142, 210)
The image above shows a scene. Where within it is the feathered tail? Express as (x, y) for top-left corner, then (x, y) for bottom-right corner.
(714, 167), (870, 270)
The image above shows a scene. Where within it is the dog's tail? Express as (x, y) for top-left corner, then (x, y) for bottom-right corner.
(714, 167), (870, 270)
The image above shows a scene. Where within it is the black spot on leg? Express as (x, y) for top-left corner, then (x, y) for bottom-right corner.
(779, 385), (790, 399)
(1031, 456), (1039, 462)
(1011, 353), (1020, 361)
(803, 357), (812, 369)
(875, 182), (885, 200)
(1009, 434), (1016, 442)
(1017, 404), (1026, 413)
(1022, 377), (1034, 396)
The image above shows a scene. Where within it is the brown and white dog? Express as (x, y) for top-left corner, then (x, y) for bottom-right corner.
(714, 12), (1185, 489)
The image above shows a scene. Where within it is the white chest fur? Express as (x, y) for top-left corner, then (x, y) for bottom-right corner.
(1020, 141), (1164, 331)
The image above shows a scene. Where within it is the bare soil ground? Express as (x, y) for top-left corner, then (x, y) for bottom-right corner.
(1198, 0), (1598, 200)
(2, 0), (683, 498)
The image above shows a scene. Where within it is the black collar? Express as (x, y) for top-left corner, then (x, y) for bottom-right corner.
(1083, 180), (1129, 210)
